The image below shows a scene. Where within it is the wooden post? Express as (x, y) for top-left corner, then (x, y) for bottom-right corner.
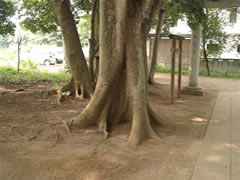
(171, 39), (176, 104)
(169, 34), (185, 103)
(149, 37), (153, 61)
(177, 40), (183, 98)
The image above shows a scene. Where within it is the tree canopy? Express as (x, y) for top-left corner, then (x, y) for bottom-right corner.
(201, 9), (229, 57)
(21, 0), (92, 34)
(0, 0), (16, 36)
(21, 0), (58, 33)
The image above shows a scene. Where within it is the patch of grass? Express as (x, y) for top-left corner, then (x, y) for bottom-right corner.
(20, 59), (38, 70)
(155, 64), (240, 79)
(0, 66), (71, 84)
(155, 64), (171, 73)
(200, 71), (240, 79)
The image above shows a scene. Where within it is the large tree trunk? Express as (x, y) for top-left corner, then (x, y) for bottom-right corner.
(148, 6), (165, 85)
(52, 0), (94, 100)
(70, 0), (161, 147)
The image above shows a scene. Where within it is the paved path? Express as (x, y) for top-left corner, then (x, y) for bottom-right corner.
(191, 92), (240, 180)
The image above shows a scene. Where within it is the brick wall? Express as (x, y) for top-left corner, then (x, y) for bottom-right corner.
(147, 37), (240, 73)
(148, 38), (191, 66)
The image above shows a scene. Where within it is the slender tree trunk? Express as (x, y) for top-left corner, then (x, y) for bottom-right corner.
(89, 0), (99, 85)
(148, 6), (165, 84)
(202, 40), (210, 76)
(17, 0), (21, 73)
(52, 0), (94, 100)
(70, 0), (161, 147)
(141, 0), (164, 83)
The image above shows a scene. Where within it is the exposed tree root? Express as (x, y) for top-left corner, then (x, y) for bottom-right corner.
(58, 77), (75, 104)
(148, 105), (164, 126)
(58, 76), (94, 104)
(59, 0), (165, 147)
(148, 78), (157, 85)
(62, 120), (71, 134)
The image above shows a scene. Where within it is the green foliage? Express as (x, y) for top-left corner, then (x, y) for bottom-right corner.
(0, 34), (15, 48)
(155, 64), (171, 73)
(179, 0), (206, 29)
(0, 47), (16, 61)
(0, 65), (71, 84)
(72, 0), (92, 17)
(0, 0), (16, 36)
(155, 64), (240, 79)
(162, 1), (184, 34)
(41, 83), (61, 97)
(199, 71), (240, 79)
(50, 83), (61, 90)
(77, 14), (91, 47)
(21, 0), (58, 33)
(158, 0), (207, 32)
(21, 0), (93, 34)
(0, 29), (62, 50)
(201, 9), (229, 57)
(229, 33), (240, 51)
(20, 59), (38, 70)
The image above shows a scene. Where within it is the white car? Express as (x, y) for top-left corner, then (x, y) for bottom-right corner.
(30, 49), (61, 65)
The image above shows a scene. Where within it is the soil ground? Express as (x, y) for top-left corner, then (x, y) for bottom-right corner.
(0, 73), (239, 180)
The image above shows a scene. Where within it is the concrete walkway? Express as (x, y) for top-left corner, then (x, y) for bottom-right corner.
(191, 92), (240, 180)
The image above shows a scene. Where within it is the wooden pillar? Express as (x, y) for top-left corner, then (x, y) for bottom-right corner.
(177, 40), (183, 98)
(149, 37), (153, 61)
(170, 39), (176, 104)
(169, 34), (185, 104)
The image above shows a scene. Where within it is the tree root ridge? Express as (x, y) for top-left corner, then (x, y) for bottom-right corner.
(148, 78), (157, 85)
(57, 77), (94, 104)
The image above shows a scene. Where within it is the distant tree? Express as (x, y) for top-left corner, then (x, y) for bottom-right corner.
(162, 1), (184, 34)
(21, 0), (58, 33)
(77, 14), (91, 47)
(179, 0), (206, 30)
(0, 0), (16, 36)
(201, 9), (229, 76)
(148, 0), (203, 84)
(52, 0), (94, 100)
(148, 1), (166, 84)
(22, 0), (95, 99)
(0, 34), (14, 47)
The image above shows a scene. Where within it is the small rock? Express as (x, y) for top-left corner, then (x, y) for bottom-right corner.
(15, 88), (25, 92)
(1, 91), (8, 95)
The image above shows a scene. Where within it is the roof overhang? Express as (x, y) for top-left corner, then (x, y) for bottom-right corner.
(171, 0), (240, 8)
(204, 0), (240, 8)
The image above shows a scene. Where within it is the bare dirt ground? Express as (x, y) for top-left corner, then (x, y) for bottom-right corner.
(0, 73), (239, 180)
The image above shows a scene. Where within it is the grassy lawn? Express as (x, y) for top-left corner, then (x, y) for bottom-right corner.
(156, 64), (240, 79)
(0, 64), (239, 85)
(0, 66), (71, 84)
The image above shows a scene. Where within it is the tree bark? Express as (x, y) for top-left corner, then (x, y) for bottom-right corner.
(148, 5), (165, 84)
(202, 39), (210, 76)
(89, 0), (99, 86)
(70, 0), (161, 147)
(52, 0), (94, 100)
(141, 0), (164, 83)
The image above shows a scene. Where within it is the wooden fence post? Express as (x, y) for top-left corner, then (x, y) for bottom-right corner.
(177, 40), (183, 98)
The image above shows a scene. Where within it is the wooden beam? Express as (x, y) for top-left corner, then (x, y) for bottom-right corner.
(177, 40), (183, 98)
(172, 0), (240, 8)
(170, 39), (176, 104)
(204, 0), (240, 8)
(169, 34), (185, 40)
